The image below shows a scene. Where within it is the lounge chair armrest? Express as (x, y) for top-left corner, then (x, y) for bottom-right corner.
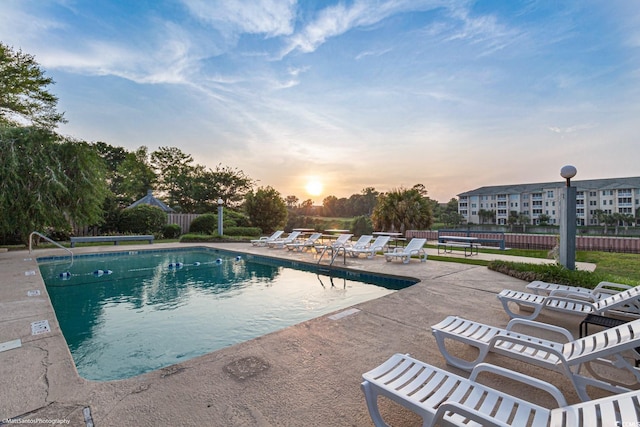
(428, 402), (511, 427)
(489, 335), (571, 371)
(543, 295), (597, 312)
(506, 318), (575, 341)
(594, 281), (633, 292)
(548, 289), (596, 300)
(470, 363), (567, 407)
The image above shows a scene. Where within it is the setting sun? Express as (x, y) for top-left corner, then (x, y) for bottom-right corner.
(305, 179), (323, 196)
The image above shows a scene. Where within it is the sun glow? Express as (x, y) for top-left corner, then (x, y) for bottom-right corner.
(305, 179), (323, 196)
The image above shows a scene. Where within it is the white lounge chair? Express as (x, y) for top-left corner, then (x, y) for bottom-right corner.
(315, 233), (354, 253)
(343, 234), (373, 251)
(526, 280), (633, 298)
(347, 235), (390, 259)
(431, 315), (640, 401)
(250, 230), (283, 246)
(497, 285), (640, 320)
(362, 353), (640, 427)
(266, 231), (301, 249)
(285, 233), (322, 251)
(383, 238), (426, 264)
(361, 354), (640, 427)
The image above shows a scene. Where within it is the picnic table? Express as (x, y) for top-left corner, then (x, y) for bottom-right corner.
(437, 235), (479, 257)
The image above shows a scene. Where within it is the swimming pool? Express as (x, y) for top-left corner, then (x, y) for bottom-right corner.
(38, 247), (415, 381)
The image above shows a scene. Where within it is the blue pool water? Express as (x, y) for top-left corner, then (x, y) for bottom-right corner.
(38, 247), (414, 381)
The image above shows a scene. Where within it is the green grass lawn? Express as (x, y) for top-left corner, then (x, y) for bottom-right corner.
(426, 243), (640, 286)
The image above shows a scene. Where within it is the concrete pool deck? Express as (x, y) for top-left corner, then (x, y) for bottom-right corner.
(1, 242), (601, 426)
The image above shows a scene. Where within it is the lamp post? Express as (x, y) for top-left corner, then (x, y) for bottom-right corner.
(217, 198), (224, 237)
(559, 165), (577, 270)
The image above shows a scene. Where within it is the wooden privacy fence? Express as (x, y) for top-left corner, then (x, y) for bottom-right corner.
(167, 213), (199, 234)
(406, 230), (640, 254)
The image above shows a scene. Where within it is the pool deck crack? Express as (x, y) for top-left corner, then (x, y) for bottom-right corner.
(30, 342), (51, 403)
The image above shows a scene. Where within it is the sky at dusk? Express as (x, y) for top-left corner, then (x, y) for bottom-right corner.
(1, 0), (639, 203)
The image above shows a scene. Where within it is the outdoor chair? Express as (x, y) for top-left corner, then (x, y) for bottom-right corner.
(347, 235), (390, 259)
(266, 231), (301, 249)
(285, 233), (322, 251)
(526, 280), (633, 298)
(362, 352), (640, 427)
(431, 315), (640, 401)
(383, 238), (426, 264)
(250, 230), (283, 246)
(497, 285), (640, 321)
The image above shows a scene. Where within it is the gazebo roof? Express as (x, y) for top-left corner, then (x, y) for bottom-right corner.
(127, 190), (174, 212)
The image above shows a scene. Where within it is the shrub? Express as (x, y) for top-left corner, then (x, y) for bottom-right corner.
(119, 205), (167, 235)
(245, 186), (288, 233)
(162, 224), (182, 239)
(223, 210), (252, 227)
(351, 215), (373, 236)
(487, 260), (619, 288)
(189, 214), (218, 234)
(180, 233), (217, 242)
(224, 226), (261, 237)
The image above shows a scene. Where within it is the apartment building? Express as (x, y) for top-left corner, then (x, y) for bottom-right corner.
(457, 176), (640, 226)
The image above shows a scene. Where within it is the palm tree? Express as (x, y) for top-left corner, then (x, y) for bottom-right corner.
(372, 187), (433, 233)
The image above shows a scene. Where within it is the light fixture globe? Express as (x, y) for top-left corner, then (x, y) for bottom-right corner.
(217, 198), (224, 205)
(560, 165), (577, 180)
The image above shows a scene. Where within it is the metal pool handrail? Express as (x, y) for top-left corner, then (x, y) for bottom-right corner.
(29, 231), (74, 268)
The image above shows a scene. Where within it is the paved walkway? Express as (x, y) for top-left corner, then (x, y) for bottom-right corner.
(423, 245), (597, 271)
(0, 243), (597, 426)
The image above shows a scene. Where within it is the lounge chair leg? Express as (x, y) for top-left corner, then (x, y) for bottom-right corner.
(360, 382), (391, 427)
(498, 298), (542, 320)
(432, 332), (489, 371)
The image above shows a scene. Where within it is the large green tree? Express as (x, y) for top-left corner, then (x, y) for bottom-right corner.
(0, 127), (107, 242)
(0, 43), (65, 129)
(150, 147), (254, 213)
(151, 146), (195, 211)
(244, 186), (288, 233)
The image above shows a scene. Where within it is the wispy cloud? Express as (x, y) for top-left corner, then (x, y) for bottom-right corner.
(280, 0), (453, 57)
(355, 48), (392, 60)
(548, 123), (598, 135)
(180, 0), (296, 37)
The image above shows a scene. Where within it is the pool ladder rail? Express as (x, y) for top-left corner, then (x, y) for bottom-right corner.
(29, 231), (74, 269)
(316, 244), (347, 269)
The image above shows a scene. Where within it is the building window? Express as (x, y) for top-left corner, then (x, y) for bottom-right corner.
(547, 191), (554, 198)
